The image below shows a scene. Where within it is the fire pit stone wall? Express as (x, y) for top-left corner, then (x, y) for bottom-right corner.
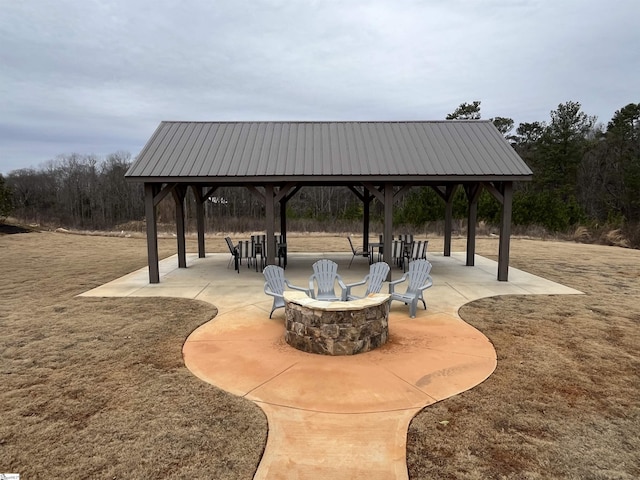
(283, 291), (390, 356)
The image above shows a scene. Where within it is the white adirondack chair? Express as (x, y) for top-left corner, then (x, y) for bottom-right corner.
(308, 259), (347, 301)
(389, 259), (433, 318)
(343, 262), (390, 301)
(263, 265), (309, 318)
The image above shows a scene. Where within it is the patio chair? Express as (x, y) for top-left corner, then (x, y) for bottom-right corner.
(308, 259), (347, 301)
(263, 265), (310, 318)
(391, 240), (405, 269)
(397, 240), (428, 273)
(274, 234), (287, 268)
(409, 240), (428, 262)
(343, 262), (390, 301)
(251, 235), (266, 272)
(389, 259), (433, 318)
(397, 234), (413, 245)
(237, 240), (253, 269)
(347, 236), (370, 268)
(224, 237), (239, 273)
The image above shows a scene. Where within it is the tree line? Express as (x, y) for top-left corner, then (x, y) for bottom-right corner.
(395, 100), (640, 246)
(1, 100), (639, 246)
(1, 152), (144, 229)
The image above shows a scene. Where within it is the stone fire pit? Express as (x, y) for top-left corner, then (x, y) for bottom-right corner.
(283, 291), (390, 356)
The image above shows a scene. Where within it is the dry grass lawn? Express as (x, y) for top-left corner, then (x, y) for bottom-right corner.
(1, 230), (639, 479)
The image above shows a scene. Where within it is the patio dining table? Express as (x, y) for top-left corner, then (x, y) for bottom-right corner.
(249, 235), (287, 272)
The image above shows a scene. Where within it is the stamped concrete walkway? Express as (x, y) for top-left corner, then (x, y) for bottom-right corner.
(81, 252), (582, 479)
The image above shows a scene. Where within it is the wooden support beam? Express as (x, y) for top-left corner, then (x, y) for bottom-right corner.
(483, 181), (504, 204)
(348, 185), (365, 202)
(284, 185), (302, 202)
(498, 182), (513, 281)
(464, 184), (482, 266)
(362, 182), (384, 203)
(348, 185), (373, 250)
(274, 182), (296, 203)
(203, 186), (218, 200)
(443, 185), (458, 257)
(393, 184), (412, 201)
(363, 189), (370, 251)
(431, 185), (447, 202)
(265, 184), (276, 266)
(280, 198), (287, 242)
(152, 183), (177, 207)
(281, 185), (301, 243)
(383, 183), (394, 280)
(246, 185), (265, 203)
(144, 183), (160, 283)
(172, 185), (187, 268)
(192, 186), (206, 258)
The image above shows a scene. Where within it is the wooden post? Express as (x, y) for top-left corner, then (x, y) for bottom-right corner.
(265, 184), (276, 266)
(193, 186), (206, 258)
(465, 184), (481, 267)
(173, 186), (187, 268)
(444, 184), (457, 257)
(383, 183), (394, 280)
(498, 182), (513, 281)
(280, 197), (287, 243)
(363, 189), (370, 251)
(144, 183), (160, 284)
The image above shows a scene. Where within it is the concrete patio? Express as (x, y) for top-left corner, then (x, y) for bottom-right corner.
(80, 251), (582, 479)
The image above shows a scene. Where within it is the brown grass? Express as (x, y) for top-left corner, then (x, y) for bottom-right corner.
(407, 240), (640, 480)
(1, 231), (639, 478)
(0, 232), (266, 479)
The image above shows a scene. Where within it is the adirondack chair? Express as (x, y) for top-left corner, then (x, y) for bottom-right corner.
(263, 265), (310, 318)
(389, 259), (433, 318)
(308, 259), (347, 301)
(224, 237), (239, 273)
(343, 262), (390, 301)
(347, 236), (370, 268)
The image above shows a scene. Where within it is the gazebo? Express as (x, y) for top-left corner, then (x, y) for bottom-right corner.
(125, 120), (532, 283)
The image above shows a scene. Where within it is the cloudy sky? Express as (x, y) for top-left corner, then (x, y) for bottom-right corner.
(1, 0), (638, 174)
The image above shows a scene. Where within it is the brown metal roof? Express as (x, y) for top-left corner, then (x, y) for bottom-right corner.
(126, 120), (532, 183)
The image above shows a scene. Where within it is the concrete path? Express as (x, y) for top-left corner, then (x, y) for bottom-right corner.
(81, 252), (582, 479)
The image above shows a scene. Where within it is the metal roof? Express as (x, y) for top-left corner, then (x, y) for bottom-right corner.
(126, 121), (532, 183)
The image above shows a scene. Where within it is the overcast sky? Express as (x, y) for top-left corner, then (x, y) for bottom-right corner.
(1, 0), (638, 174)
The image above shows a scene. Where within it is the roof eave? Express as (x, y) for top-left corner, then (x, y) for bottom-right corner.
(125, 174), (533, 184)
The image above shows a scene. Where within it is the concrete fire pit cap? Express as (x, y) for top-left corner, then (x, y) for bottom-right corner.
(283, 291), (391, 311)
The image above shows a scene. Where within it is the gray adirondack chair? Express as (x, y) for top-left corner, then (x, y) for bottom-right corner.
(308, 259), (347, 301)
(389, 259), (433, 318)
(263, 265), (310, 318)
(343, 262), (390, 301)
